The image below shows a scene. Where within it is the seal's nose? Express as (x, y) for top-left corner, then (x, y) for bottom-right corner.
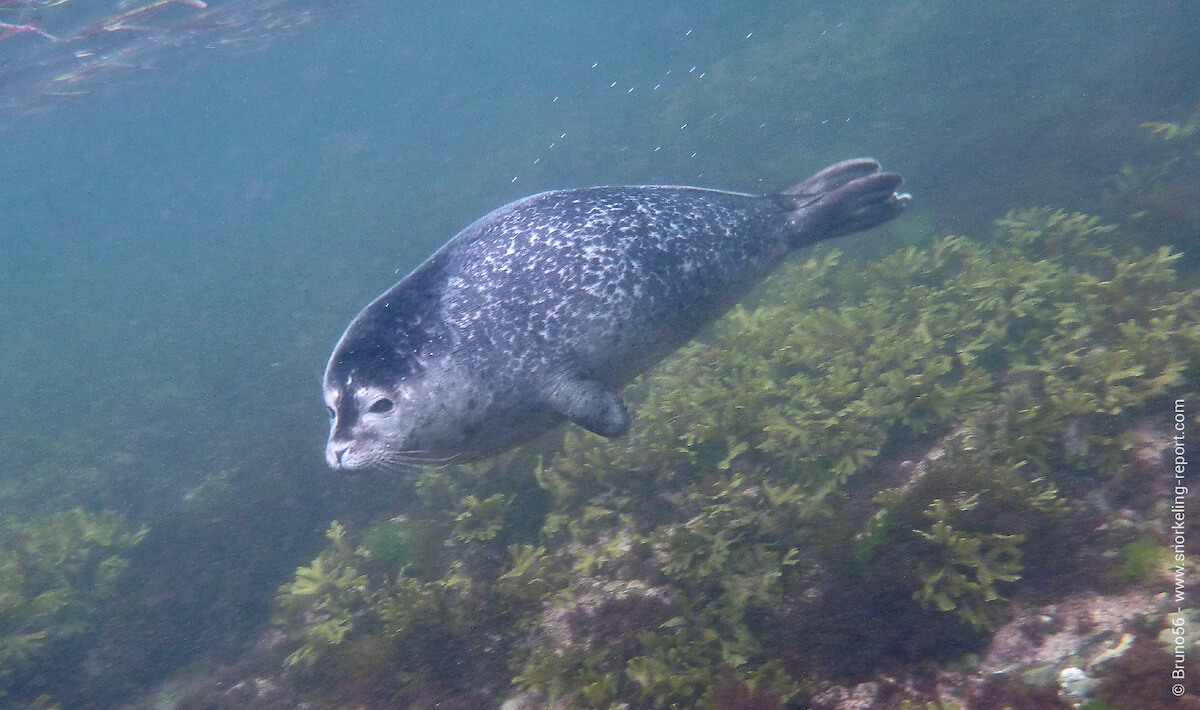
(326, 441), (350, 469)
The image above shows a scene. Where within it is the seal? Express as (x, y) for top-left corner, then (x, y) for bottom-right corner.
(324, 159), (909, 470)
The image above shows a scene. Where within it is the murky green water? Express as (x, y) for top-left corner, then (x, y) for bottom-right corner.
(1, 1), (1197, 707)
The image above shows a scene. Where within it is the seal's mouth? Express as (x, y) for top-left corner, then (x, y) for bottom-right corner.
(327, 439), (463, 473)
(325, 439), (369, 471)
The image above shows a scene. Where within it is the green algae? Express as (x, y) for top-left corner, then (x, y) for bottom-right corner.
(1118, 536), (1167, 583)
(0, 509), (146, 703)
(359, 518), (412, 569)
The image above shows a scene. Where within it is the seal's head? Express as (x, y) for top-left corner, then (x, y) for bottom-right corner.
(323, 338), (475, 471)
(322, 277), (471, 471)
(324, 369), (415, 471)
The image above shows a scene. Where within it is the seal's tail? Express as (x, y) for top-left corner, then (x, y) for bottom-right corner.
(779, 159), (910, 247)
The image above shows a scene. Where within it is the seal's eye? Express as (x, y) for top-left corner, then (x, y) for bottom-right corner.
(326, 406), (336, 419)
(368, 398), (395, 414)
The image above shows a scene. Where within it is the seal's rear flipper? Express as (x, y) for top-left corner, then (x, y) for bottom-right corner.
(545, 372), (631, 438)
(780, 159), (910, 247)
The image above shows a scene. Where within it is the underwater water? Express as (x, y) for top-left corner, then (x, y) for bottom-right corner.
(1, 0), (1199, 708)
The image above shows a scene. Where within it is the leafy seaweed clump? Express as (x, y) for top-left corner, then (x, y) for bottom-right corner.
(0, 508), (147, 703)
(273, 521), (369, 670)
(275, 207), (1200, 708)
(550, 206), (1194, 518)
(1106, 102), (1200, 243)
(912, 499), (1025, 629)
(513, 473), (813, 708)
(272, 458), (557, 702)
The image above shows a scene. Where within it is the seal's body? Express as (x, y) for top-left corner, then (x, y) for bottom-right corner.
(324, 159), (908, 469)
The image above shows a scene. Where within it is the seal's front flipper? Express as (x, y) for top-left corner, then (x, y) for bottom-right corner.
(780, 159), (910, 246)
(545, 373), (631, 438)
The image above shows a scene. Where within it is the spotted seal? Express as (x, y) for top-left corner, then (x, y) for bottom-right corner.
(324, 159), (908, 470)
